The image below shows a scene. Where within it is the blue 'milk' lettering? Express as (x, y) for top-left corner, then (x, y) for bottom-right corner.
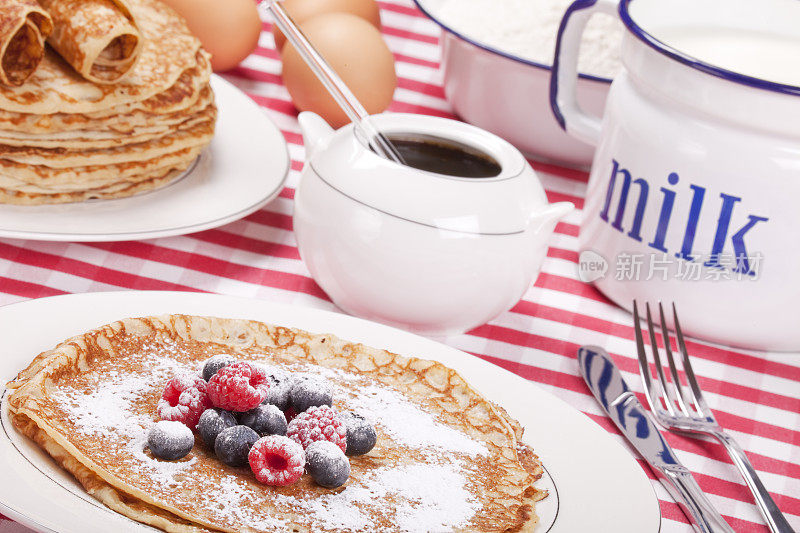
(600, 160), (768, 276)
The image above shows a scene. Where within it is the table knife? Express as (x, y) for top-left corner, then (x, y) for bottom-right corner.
(578, 345), (734, 533)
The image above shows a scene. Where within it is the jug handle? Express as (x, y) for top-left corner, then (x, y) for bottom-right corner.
(549, 0), (619, 146)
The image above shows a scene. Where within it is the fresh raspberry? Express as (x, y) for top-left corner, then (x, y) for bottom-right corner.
(287, 405), (347, 453)
(157, 374), (210, 429)
(248, 435), (305, 486)
(207, 362), (270, 412)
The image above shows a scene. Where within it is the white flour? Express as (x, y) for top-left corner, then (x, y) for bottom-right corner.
(434, 0), (624, 78)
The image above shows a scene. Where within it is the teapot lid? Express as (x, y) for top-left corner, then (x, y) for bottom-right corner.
(304, 113), (549, 235)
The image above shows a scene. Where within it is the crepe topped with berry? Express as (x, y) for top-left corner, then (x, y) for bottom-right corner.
(5, 315), (546, 532)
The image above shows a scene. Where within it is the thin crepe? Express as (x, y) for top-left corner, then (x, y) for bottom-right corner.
(0, 0), (52, 86)
(7, 315), (546, 531)
(0, 85), (213, 135)
(0, 145), (204, 192)
(0, 165), (188, 204)
(37, 0), (142, 84)
(0, 102), (215, 152)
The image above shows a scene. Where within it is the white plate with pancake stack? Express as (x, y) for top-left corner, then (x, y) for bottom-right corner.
(0, 0), (289, 242)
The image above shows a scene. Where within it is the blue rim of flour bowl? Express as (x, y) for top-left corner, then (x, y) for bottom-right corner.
(618, 0), (800, 97)
(411, 0), (614, 85)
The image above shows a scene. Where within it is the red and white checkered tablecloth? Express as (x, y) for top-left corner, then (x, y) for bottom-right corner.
(1, 2), (798, 532)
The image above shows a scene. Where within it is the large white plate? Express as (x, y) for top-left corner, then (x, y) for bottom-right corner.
(0, 76), (289, 242)
(0, 292), (661, 532)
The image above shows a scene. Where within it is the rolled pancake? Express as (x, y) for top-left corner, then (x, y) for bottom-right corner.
(0, 0), (201, 115)
(0, 0), (52, 86)
(37, 0), (142, 84)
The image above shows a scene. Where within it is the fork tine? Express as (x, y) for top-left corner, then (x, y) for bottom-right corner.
(672, 302), (714, 420)
(646, 302), (677, 416)
(633, 301), (663, 414)
(658, 302), (692, 415)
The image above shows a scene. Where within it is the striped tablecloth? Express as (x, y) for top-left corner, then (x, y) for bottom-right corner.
(1, 2), (798, 532)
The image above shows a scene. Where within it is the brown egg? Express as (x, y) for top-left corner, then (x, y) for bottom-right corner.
(160, 0), (262, 72)
(281, 13), (396, 128)
(272, 0), (381, 50)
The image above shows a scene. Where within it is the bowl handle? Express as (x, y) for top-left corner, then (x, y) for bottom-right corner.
(549, 0), (619, 146)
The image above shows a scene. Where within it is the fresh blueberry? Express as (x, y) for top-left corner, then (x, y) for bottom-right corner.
(202, 354), (235, 381)
(239, 404), (287, 436)
(341, 412), (377, 456)
(214, 425), (259, 467)
(289, 377), (332, 413)
(305, 440), (350, 488)
(198, 408), (237, 448)
(147, 421), (194, 460)
(262, 374), (295, 411)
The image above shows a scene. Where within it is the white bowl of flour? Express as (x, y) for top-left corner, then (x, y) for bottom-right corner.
(414, 0), (624, 168)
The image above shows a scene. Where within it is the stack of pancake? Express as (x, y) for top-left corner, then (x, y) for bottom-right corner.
(0, 0), (215, 204)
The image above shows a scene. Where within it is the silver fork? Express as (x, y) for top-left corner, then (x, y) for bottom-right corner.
(633, 301), (795, 533)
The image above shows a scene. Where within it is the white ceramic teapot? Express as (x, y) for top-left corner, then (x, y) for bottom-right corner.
(293, 112), (573, 335)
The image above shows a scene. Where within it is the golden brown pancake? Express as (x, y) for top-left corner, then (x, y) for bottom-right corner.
(37, 0), (142, 84)
(0, 0), (215, 204)
(0, 0), (52, 86)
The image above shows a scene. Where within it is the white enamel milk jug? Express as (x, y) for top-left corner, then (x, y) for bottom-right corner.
(551, 0), (800, 350)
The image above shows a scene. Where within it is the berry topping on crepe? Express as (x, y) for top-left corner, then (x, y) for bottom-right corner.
(197, 408), (237, 448)
(157, 374), (210, 429)
(147, 421), (195, 461)
(248, 435), (305, 486)
(202, 354), (235, 381)
(305, 440), (350, 488)
(287, 405), (347, 452)
(207, 362), (269, 412)
(262, 373), (295, 411)
(289, 377), (332, 413)
(214, 425), (259, 467)
(239, 404), (287, 436)
(340, 412), (377, 456)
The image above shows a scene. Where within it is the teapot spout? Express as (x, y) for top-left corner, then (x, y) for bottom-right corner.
(530, 201), (573, 233)
(298, 112), (334, 159)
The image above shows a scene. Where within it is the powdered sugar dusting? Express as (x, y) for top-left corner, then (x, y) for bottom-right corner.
(198, 475), (291, 530)
(305, 365), (489, 456)
(127, 431), (198, 489)
(299, 463), (479, 531)
(344, 383), (488, 457)
(50, 341), (202, 489)
(46, 339), (494, 532)
(52, 349), (189, 437)
(269, 365), (489, 457)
